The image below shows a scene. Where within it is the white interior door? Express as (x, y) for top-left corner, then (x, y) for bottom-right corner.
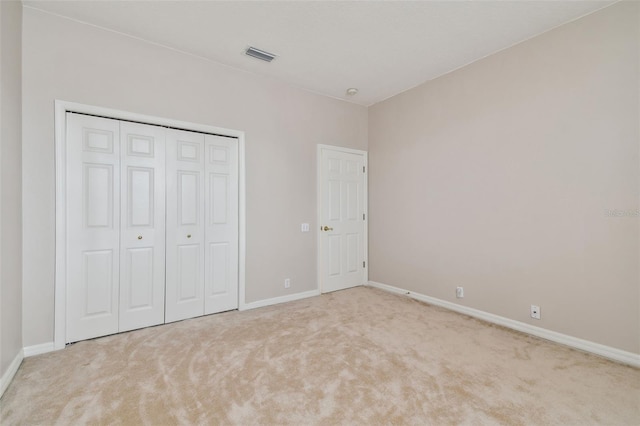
(165, 129), (206, 322)
(204, 135), (239, 314)
(319, 146), (367, 293)
(119, 122), (166, 332)
(67, 113), (121, 342)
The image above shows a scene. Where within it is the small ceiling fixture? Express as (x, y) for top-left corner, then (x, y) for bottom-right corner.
(245, 46), (276, 62)
(346, 88), (359, 96)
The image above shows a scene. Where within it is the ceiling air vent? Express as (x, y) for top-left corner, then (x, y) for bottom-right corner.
(245, 46), (276, 62)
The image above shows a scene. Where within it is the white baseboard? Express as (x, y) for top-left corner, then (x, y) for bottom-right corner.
(367, 281), (640, 368)
(0, 349), (24, 398)
(23, 342), (56, 357)
(241, 289), (321, 311)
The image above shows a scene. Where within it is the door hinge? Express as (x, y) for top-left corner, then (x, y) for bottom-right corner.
(363, 213), (366, 220)
(363, 166), (366, 173)
(363, 261), (366, 268)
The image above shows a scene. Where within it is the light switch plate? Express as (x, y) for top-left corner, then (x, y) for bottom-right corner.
(301, 223), (310, 232)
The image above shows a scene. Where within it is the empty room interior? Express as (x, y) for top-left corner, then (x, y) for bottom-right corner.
(1, 0), (639, 424)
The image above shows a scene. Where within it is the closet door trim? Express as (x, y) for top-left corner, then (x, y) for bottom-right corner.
(54, 100), (246, 350)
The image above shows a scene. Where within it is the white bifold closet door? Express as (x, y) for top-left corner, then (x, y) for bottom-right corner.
(165, 130), (239, 322)
(118, 121), (166, 332)
(67, 114), (121, 342)
(66, 112), (239, 342)
(165, 129), (206, 322)
(66, 113), (166, 342)
(203, 134), (239, 315)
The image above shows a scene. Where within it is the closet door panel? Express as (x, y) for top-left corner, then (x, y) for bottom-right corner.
(177, 244), (200, 300)
(127, 247), (154, 306)
(67, 114), (121, 342)
(119, 122), (166, 332)
(166, 129), (206, 322)
(204, 135), (239, 314)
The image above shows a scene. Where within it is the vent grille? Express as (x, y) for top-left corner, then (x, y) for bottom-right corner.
(245, 46), (276, 62)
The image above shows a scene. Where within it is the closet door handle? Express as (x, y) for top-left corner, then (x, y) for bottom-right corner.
(187, 234), (192, 238)
(137, 235), (143, 240)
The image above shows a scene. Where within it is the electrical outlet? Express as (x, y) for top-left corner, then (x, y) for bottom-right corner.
(530, 305), (541, 320)
(284, 278), (291, 289)
(456, 287), (464, 298)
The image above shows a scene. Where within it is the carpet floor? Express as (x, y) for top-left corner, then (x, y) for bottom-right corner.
(1, 286), (639, 425)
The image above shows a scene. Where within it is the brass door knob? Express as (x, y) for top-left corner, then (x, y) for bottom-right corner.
(323, 226), (333, 231)
(187, 234), (192, 238)
(137, 235), (143, 240)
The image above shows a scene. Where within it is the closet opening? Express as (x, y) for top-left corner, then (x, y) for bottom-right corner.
(54, 101), (246, 348)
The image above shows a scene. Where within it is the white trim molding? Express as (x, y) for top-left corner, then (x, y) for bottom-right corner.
(241, 289), (321, 311)
(367, 281), (640, 368)
(0, 349), (24, 398)
(54, 100), (247, 348)
(23, 342), (57, 357)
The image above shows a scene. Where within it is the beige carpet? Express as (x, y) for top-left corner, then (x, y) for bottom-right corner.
(1, 287), (639, 425)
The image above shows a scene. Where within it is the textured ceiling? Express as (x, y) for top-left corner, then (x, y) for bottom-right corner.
(24, 1), (616, 106)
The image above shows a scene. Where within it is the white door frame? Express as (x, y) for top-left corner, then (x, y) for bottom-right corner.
(316, 144), (368, 293)
(54, 100), (247, 350)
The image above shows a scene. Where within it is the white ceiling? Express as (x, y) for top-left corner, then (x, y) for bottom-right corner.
(24, 0), (616, 106)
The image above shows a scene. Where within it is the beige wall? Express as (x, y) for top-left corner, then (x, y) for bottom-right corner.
(1, 0), (23, 375)
(368, 2), (639, 353)
(21, 7), (367, 347)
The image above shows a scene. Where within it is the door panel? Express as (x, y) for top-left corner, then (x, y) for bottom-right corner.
(210, 174), (228, 224)
(204, 135), (239, 314)
(177, 244), (201, 301)
(128, 167), (153, 226)
(126, 247), (154, 308)
(320, 148), (366, 293)
(166, 129), (206, 322)
(346, 181), (359, 220)
(178, 171), (200, 225)
(329, 180), (341, 221)
(346, 233), (359, 273)
(329, 235), (342, 276)
(209, 243), (229, 295)
(67, 114), (120, 342)
(84, 164), (114, 227)
(119, 121), (166, 332)
(83, 250), (115, 316)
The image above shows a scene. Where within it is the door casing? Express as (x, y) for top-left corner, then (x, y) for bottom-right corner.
(316, 144), (368, 293)
(54, 100), (246, 350)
